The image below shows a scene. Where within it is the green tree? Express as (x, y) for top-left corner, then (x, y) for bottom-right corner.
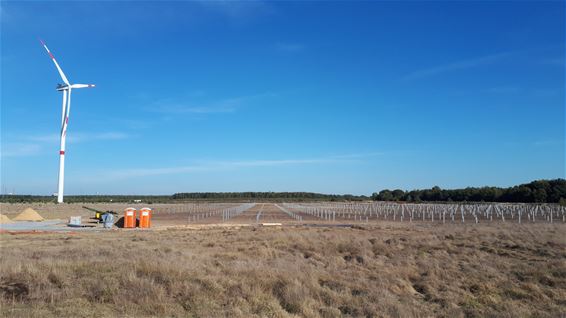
(391, 189), (405, 201)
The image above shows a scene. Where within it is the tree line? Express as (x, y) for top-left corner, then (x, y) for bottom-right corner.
(1, 179), (564, 204)
(371, 179), (566, 204)
(0, 195), (171, 204)
(171, 192), (367, 202)
(0, 192), (367, 203)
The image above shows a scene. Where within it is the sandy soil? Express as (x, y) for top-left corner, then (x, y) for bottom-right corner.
(225, 203), (294, 224)
(1, 203), (564, 236)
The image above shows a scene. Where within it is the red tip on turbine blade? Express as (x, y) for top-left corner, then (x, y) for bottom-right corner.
(60, 151), (65, 155)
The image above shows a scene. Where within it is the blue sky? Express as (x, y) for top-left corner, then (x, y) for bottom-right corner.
(1, 1), (564, 195)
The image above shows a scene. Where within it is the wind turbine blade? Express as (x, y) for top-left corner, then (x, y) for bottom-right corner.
(70, 84), (95, 89)
(39, 39), (70, 85)
(66, 89), (72, 125)
(61, 90), (68, 127)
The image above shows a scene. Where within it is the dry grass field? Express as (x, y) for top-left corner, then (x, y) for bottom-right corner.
(1, 222), (564, 317)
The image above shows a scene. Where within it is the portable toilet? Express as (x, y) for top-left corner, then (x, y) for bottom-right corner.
(124, 208), (136, 228)
(139, 207), (152, 228)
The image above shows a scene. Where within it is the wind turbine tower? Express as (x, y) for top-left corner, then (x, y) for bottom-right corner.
(40, 40), (95, 203)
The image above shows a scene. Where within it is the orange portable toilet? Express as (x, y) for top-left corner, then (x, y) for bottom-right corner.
(124, 208), (136, 228)
(139, 207), (152, 228)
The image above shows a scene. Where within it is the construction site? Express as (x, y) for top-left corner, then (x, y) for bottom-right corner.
(1, 201), (564, 232)
(0, 201), (564, 317)
(2, 1), (565, 317)
(0, 201), (563, 316)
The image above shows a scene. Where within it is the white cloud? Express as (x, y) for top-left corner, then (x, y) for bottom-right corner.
(1, 143), (42, 158)
(532, 88), (561, 97)
(402, 52), (512, 81)
(82, 153), (375, 181)
(540, 57), (565, 67)
(195, 0), (273, 20)
(27, 132), (131, 144)
(78, 132), (130, 142)
(147, 92), (276, 115)
(484, 86), (520, 94)
(533, 140), (564, 147)
(1, 132), (131, 158)
(276, 42), (305, 52)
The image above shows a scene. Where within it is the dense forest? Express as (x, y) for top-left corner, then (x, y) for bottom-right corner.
(0, 195), (171, 204)
(0, 192), (366, 203)
(171, 192), (366, 201)
(1, 179), (564, 204)
(371, 179), (566, 204)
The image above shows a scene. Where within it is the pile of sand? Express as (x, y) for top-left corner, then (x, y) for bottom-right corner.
(0, 214), (13, 224)
(12, 208), (44, 221)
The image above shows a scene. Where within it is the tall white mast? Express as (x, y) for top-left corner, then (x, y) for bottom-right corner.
(40, 40), (95, 203)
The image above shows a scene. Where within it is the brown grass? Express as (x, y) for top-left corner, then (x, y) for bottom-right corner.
(0, 223), (565, 317)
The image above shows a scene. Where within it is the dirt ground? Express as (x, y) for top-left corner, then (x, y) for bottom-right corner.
(226, 203), (295, 224)
(0, 220), (564, 317)
(2, 203), (560, 229)
(0, 203), (176, 222)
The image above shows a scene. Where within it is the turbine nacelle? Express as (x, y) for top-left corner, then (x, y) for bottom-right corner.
(56, 83), (68, 91)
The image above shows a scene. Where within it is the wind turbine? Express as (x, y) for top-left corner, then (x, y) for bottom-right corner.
(40, 40), (95, 203)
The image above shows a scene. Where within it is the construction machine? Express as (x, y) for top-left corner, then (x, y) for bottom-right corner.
(82, 206), (118, 223)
